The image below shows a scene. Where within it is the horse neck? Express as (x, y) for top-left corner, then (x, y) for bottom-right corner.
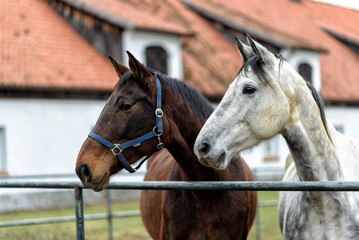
(281, 76), (342, 182)
(162, 85), (230, 181)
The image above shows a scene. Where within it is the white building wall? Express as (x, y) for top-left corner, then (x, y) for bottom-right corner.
(326, 106), (359, 137)
(0, 98), (106, 175)
(122, 30), (183, 79)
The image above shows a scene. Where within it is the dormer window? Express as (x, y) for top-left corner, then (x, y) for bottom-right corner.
(298, 63), (312, 84)
(145, 46), (168, 75)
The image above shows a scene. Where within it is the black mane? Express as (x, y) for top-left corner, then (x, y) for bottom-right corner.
(305, 81), (331, 142)
(156, 72), (214, 122)
(116, 70), (214, 123)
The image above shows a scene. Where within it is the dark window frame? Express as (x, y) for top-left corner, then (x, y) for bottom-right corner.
(298, 63), (313, 83)
(145, 46), (168, 75)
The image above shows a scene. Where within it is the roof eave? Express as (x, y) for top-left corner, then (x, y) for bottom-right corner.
(135, 27), (194, 37)
(59, 0), (192, 36)
(181, 0), (292, 48)
(324, 99), (359, 107)
(318, 23), (359, 48)
(0, 85), (112, 100)
(58, 0), (135, 29)
(182, 0), (326, 52)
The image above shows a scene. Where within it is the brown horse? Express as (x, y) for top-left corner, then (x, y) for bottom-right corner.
(76, 52), (257, 239)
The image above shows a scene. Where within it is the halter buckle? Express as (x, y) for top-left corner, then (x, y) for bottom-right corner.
(111, 144), (123, 155)
(155, 108), (163, 118)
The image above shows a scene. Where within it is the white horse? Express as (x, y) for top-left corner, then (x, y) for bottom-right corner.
(194, 35), (359, 239)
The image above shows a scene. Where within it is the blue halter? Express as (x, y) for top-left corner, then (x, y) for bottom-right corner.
(88, 73), (164, 173)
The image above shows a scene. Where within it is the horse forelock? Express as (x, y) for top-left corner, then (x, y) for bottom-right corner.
(237, 53), (284, 88)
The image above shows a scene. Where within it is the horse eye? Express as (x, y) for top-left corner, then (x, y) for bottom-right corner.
(242, 85), (257, 95)
(119, 102), (132, 111)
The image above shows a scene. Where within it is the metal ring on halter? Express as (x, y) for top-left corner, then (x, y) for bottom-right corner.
(111, 144), (123, 155)
(155, 108), (163, 118)
(153, 126), (163, 136)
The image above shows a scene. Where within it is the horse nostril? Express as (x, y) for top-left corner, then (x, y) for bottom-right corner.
(199, 142), (211, 156)
(77, 164), (92, 182)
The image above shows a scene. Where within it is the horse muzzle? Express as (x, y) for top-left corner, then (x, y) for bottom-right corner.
(194, 139), (228, 170)
(76, 163), (109, 192)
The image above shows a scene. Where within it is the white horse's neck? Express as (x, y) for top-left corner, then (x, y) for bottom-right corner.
(280, 75), (343, 182)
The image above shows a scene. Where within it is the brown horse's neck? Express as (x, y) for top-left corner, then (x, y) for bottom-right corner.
(161, 85), (230, 181)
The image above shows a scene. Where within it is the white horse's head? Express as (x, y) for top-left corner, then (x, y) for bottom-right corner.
(194, 35), (304, 169)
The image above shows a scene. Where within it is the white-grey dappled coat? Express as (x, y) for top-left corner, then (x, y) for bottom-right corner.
(194, 35), (359, 239)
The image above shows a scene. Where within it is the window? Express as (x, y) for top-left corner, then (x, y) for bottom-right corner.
(298, 63), (312, 83)
(0, 127), (7, 174)
(263, 136), (280, 162)
(145, 46), (168, 75)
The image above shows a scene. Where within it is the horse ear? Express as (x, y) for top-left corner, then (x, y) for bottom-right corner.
(127, 51), (153, 86)
(109, 56), (129, 78)
(235, 36), (252, 62)
(246, 34), (271, 63)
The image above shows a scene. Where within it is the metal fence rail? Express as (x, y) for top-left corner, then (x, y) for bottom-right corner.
(0, 210), (141, 227)
(1, 180), (359, 240)
(2, 180), (359, 191)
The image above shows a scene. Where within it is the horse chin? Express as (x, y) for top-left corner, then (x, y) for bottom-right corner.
(83, 172), (109, 192)
(94, 178), (110, 192)
(198, 152), (229, 170)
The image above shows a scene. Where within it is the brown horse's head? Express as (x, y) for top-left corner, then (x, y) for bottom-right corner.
(76, 52), (166, 191)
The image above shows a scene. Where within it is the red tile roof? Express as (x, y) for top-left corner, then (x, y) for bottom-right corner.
(77, 0), (241, 98)
(62, 0), (191, 36)
(184, 0), (359, 101)
(0, 0), (117, 91)
(2, 0), (359, 103)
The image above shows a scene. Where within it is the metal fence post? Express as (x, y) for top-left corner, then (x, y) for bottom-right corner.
(75, 186), (85, 240)
(255, 204), (262, 240)
(106, 189), (113, 240)
(252, 168), (262, 240)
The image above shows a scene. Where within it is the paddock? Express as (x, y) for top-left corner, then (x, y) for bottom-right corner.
(1, 180), (359, 240)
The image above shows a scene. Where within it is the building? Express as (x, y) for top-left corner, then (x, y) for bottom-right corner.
(1, 0), (359, 177)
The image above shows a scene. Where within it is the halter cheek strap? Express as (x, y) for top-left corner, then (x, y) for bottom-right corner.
(88, 75), (163, 173)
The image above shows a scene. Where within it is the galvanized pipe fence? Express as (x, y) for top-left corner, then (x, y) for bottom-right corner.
(1, 180), (359, 240)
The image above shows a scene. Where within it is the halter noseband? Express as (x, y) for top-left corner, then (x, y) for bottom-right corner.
(88, 74), (164, 173)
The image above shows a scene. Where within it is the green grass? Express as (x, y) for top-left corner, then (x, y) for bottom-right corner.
(0, 192), (282, 240)
(0, 200), (148, 240)
(248, 191), (282, 240)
